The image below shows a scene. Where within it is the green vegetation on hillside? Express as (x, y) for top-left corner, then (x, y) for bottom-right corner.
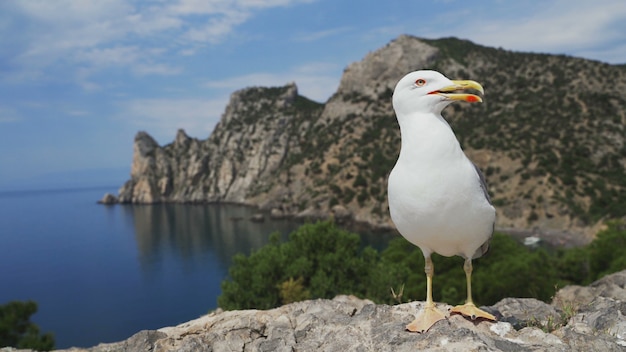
(0, 300), (55, 351)
(274, 36), (626, 226)
(219, 220), (626, 310)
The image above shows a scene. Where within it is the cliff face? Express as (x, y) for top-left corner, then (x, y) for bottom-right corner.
(117, 83), (323, 207)
(21, 270), (626, 352)
(111, 35), (626, 236)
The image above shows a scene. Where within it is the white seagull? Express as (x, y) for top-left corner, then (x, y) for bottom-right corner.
(387, 70), (496, 332)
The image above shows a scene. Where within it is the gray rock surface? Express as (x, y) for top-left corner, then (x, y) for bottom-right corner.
(5, 270), (623, 352)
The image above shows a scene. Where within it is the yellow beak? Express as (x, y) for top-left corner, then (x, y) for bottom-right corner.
(430, 80), (484, 103)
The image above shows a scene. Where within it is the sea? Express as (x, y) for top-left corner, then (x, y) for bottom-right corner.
(0, 186), (395, 349)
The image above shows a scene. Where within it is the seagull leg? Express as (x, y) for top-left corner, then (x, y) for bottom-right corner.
(406, 256), (447, 332)
(450, 258), (496, 321)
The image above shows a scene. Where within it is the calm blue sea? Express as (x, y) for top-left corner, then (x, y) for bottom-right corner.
(0, 187), (394, 349)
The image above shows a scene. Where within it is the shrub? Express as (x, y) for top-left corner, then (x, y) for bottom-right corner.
(218, 221), (378, 310)
(0, 301), (55, 351)
(587, 221), (626, 280)
(278, 277), (310, 305)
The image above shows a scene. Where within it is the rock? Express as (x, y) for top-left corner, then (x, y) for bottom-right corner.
(552, 297), (626, 350)
(41, 271), (626, 352)
(491, 297), (561, 329)
(250, 213), (265, 222)
(97, 193), (117, 204)
(553, 269), (626, 306)
(550, 270), (626, 350)
(294, 206), (325, 221)
(331, 204), (351, 219)
(269, 208), (284, 219)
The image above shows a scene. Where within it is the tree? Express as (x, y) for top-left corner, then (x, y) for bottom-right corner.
(588, 220), (626, 281)
(0, 300), (55, 351)
(218, 220), (378, 310)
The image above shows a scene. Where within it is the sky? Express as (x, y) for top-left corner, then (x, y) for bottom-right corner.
(1, 0), (625, 190)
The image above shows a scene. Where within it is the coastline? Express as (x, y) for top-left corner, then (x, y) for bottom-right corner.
(98, 193), (592, 249)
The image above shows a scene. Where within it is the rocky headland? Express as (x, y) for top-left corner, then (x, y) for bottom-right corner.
(102, 35), (626, 244)
(4, 270), (625, 351)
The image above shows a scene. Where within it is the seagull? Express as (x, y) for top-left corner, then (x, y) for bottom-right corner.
(387, 70), (496, 332)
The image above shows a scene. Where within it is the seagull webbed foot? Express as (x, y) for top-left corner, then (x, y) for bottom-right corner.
(406, 305), (447, 333)
(450, 302), (496, 321)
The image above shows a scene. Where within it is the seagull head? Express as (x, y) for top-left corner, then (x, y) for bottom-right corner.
(392, 70), (484, 116)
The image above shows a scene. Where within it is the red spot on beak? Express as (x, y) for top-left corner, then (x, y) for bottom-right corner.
(466, 95), (480, 103)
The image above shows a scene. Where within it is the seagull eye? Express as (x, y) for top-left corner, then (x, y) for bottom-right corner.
(415, 79), (426, 86)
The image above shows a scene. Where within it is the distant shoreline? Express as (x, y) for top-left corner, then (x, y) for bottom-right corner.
(497, 226), (591, 249)
(0, 185), (119, 198)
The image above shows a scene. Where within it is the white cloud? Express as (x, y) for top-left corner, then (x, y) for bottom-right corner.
(421, 0), (626, 63)
(65, 110), (90, 117)
(118, 97), (230, 142)
(2, 0), (318, 86)
(13, 1), (133, 59)
(0, 107), (20, 123)
(16, 0), (131, 22)
(179, 49), (197, 56)
(133, 63), (183, 76)
(75, 46), (142, 68)
(184, 11), (250, 43)
(293, 27), (352, 42)
(205, 62), (341, 102)
(475, 1), (626, 52)
(125, 12), (182, 36)
(239, 0), (313, 7)
(166, 0), (229, 15)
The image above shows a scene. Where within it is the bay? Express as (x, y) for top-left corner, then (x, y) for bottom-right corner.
(0, 187), (395, 349)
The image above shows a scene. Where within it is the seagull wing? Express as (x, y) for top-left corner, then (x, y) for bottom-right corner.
(472, 162), (493, 259)
(473, 162), (491, 204)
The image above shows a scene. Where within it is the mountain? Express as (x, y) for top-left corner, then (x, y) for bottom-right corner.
(109, 35), (626, 237)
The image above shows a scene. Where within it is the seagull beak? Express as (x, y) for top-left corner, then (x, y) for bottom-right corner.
(429, 80), (484, 103)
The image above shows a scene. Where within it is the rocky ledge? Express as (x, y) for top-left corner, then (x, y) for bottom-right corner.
(5, 271), (626, 352)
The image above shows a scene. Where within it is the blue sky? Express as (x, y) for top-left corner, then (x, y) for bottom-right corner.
(1, 0), (625, 190)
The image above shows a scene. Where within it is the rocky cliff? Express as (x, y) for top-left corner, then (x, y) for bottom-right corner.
(7, 270), (625, 351)
(113, 83), (320, 206)
(106, 35), (626, 238)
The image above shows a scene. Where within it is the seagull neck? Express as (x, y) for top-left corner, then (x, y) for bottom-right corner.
(397, 112), (462, 162)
